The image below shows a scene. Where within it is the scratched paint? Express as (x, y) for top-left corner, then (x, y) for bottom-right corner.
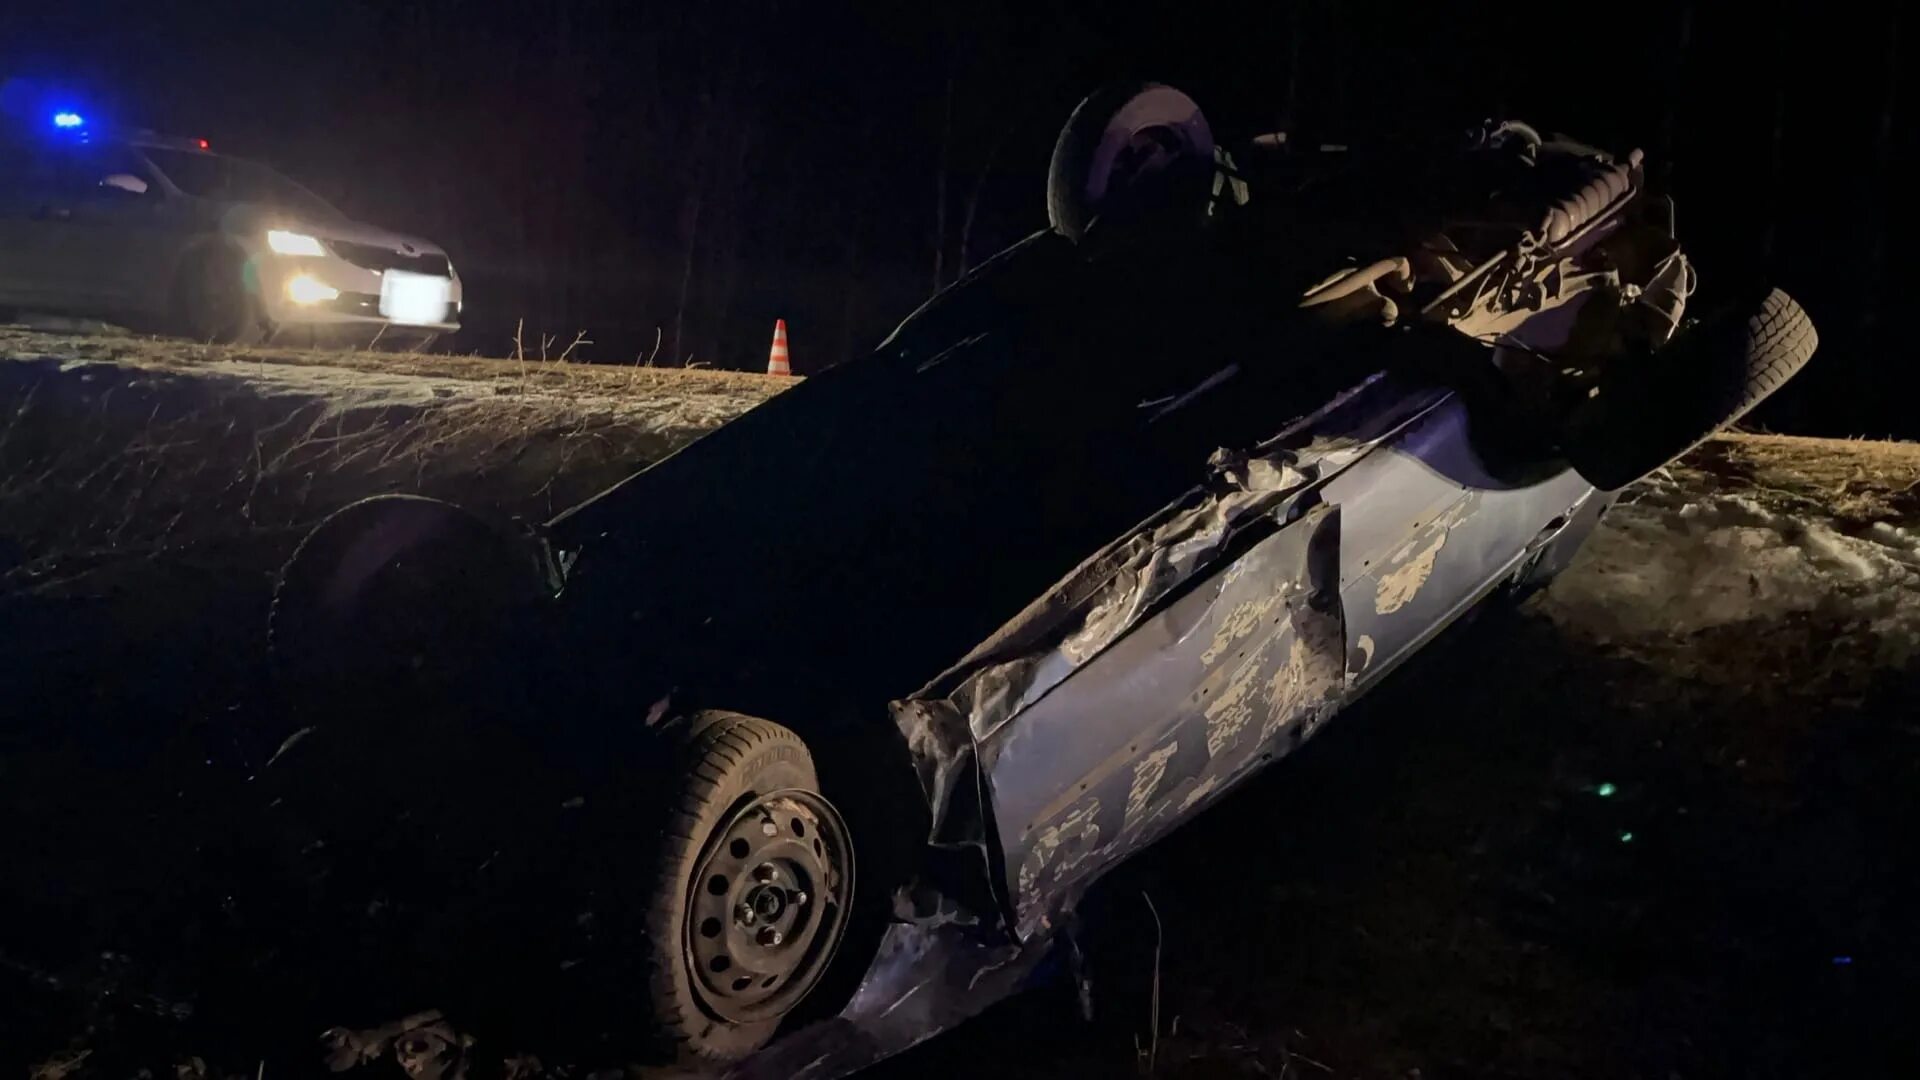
(1017, 799), (1102, 902)
(1373, 495), (1484, 615)
(1199, 593), (1284, 665)
(1259, 617), (1343, 744)
(1375, 529), (1448, 614)
(1178, 774), (1221, 813)
(1258, 637), (1313, 743)
(1124, 742), (1179, 829)
(1202, 655), (1263, 757)
(1357, 634), (1376, 668)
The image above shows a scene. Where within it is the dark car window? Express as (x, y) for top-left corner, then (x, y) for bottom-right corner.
(53, 145), (155, 196)
(141, 147), (342, 220)
(0, 138), (149, 198)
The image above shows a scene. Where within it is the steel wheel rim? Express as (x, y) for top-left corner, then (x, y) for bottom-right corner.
(685, 788), (853, 1024)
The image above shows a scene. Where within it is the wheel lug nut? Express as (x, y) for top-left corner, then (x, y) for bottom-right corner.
(753, 864), (777, 882)
(758, 927), (783, 947)
(792, 890), (808, 906)
(736, 903), (756, 925)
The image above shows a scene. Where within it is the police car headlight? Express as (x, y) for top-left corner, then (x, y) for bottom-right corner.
(267, 230), (326, 257)
(286, 274), (339, 304)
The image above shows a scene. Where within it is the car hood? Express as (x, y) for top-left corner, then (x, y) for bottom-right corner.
(220, 201), (449, 259)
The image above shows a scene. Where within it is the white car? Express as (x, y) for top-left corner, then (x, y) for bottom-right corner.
(0, 115), (461, 345)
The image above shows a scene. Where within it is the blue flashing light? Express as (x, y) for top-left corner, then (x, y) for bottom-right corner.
(52, 111), (84, 129)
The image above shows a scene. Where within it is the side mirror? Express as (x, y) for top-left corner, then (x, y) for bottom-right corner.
(100, 173), (149, 196)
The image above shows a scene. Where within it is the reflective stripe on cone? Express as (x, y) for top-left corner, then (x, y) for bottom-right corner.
(768, 319), (792, 376)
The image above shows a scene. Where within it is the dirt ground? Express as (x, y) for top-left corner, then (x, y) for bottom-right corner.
(4, 330), (1918, 1079)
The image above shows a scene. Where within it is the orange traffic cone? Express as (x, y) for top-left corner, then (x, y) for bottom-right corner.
(767, 319), (792, 376)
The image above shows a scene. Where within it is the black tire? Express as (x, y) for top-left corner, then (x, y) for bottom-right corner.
(267, 495), (548, 725)
(1565, 288), (1817, 490)
(174, 243), (267, 344)
(254, 496), (569, 1029)
(647, 711), (854, 1062)
(1047, 82), (1216, 244)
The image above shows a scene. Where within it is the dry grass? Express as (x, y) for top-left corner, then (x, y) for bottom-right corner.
(1694, 430), (1920, 526)
(0, 328), (787, 593)
(0, 327), (781, 400)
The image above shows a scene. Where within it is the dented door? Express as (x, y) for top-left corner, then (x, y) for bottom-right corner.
(977, 505), (1345, 938)
(970, 385), (1598, 938)
(1323, 394), (1596, 690)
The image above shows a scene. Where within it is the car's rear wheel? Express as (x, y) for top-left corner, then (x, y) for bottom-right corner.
(1047, 82), (1217, 244)
(1564, 287), (1817, 490)
(648, 712), (855, 1061)
(174, 243), (266, 344)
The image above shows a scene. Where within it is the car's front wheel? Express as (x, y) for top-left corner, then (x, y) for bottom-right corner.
(647, 712), (855, 1061)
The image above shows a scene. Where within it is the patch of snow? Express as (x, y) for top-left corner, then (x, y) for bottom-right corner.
(1540, 473), (1920, 665)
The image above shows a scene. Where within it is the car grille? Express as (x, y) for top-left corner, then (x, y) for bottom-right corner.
(327, 239), (451, 278)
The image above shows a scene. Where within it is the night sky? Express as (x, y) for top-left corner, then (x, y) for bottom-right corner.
(2, 1), (1909, 436)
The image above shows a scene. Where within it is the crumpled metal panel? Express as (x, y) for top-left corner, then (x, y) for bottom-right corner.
(910, 375), (1401, 721)
(959, 449), (1314, 748)
(881, 452), (1332, 923)
(714, 368), (1603, 1077)
(881, 374), (1453, 943)
(979, 503), (1346, 937)
(889, 371), (1438, 848)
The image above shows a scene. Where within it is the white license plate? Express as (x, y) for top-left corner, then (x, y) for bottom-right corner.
(378, 270), (451, 325)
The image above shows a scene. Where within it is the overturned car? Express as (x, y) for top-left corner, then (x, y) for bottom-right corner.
(268, 85), (1818, 1074)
